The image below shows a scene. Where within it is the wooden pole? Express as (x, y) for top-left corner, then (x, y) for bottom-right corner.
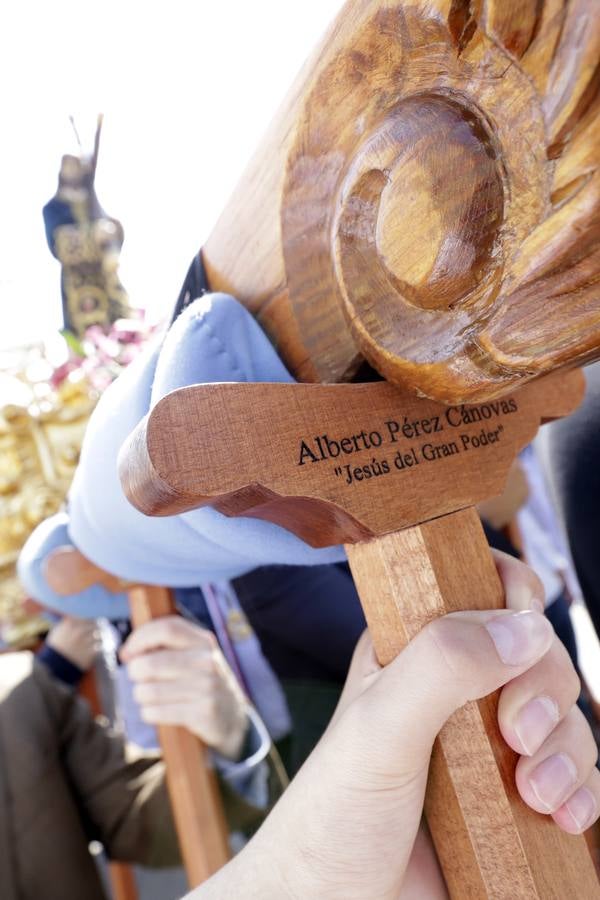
(45, 549), (231, 888)
(127, 585), (230, 887)
(120, 373), (600, 898)
(347, 512), (600, 898)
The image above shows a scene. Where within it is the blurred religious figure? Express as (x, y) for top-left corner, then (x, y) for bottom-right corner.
(42, 115), (134, 337)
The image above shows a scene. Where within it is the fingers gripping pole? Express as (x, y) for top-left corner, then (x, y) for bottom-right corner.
(347, 510), (600, 899)
(127, 585), (230, 887)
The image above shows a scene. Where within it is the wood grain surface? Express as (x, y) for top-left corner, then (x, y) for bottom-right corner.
(128, 585), (231, 888)
(120, 370), (583, 544)
(348, 510), (600, 898)
(203, 0), (600, 403)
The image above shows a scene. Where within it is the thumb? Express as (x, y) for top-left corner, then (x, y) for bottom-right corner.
(358, 609), (554, 768)
(337, 552), (545, 724)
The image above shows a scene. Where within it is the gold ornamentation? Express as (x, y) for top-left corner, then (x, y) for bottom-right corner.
(0, 356), (96, 646)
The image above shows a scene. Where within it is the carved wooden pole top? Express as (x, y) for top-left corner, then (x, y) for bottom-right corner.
(117, 8), (600, 894)
(203, 0), (600, 403)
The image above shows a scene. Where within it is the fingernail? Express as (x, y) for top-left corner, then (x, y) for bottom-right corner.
(529, 753), (578, 811)
(514, 695), (559, 755)
(485, 611), (552, 666)
(564, 787), (597, 831)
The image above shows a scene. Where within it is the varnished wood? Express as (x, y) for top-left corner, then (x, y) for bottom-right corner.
(347, 510), (600, 899)
(119, 1), (600, 895)
(46, 549), (230, 888)
(106, 865), (138, 900)
(203, 0), (600, 403)
(119, 367), (600, 895)
(120, 370), (583, 544)
(128, 585), (230, 887)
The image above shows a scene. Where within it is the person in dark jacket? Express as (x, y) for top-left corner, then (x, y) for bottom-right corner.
(0, 651), (276, 900)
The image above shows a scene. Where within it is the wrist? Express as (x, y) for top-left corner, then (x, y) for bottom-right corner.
(37, 644), (85, 687)
(216, 715), (249, 760)
(210, 701), (251, 760)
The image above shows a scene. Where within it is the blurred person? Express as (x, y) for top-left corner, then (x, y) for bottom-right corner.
(516, 443), (583, 668)
(0, 646), (278, 900)
(543, 361), (600, 643)
(37, 615), (100, 687)
(478, 449), (583, 675)
(18, 513), (288, 802)
(21, 600), (283, 897)
(13, 518), (290, 900)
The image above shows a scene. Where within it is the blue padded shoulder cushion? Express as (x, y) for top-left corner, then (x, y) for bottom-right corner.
(17, 512), (130, 620)
(67, 294), (346, 585)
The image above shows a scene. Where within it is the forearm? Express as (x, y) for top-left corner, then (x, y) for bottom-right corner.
(186, 839), (294, 900)
(183, 724), (413, 900)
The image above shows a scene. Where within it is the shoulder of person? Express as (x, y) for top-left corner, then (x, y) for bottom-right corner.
(0, 650), (75, 728)
(0, 651), (37, 703)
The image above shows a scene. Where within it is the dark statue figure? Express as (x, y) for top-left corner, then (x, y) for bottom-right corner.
(42, 118), (133, 337)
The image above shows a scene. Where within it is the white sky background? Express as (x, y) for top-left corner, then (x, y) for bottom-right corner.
(0, 0), (342, 348)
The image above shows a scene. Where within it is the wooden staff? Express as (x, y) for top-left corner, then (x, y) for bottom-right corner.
(120, 1), (600, 896)
(45, 548), (230, 887)
(121, 372), (600, 900)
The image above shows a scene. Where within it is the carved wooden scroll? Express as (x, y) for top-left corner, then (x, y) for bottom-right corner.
(204, 0), (600, 403)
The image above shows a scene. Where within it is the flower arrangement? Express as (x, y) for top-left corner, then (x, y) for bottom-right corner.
(0, 314), (159, 648)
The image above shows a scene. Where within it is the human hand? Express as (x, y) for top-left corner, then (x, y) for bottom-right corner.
(46, 616), (100, 671)
(120, 616), (248, 760)
(193, 552), (598, 899)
